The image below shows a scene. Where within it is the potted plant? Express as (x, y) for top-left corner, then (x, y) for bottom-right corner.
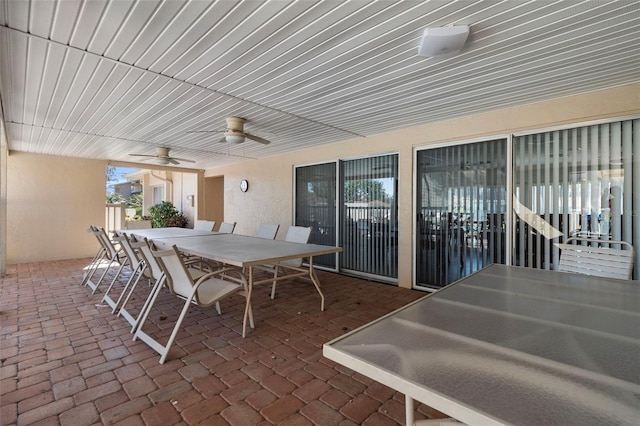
(148, 201), (188, 228)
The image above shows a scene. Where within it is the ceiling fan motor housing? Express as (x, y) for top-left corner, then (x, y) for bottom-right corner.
(226, 117), (246, 131)
(225, 117), (247, 143)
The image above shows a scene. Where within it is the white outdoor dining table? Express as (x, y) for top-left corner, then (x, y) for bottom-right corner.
(118, 227), (218, 239)
(323, 263), (640, 426)
(151, 233), (342, 337)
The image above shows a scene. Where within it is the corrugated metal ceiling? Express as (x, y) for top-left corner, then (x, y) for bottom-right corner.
(1, 0), (638, 169)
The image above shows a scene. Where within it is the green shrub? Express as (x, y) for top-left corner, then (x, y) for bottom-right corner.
(148, 201), (188, 228)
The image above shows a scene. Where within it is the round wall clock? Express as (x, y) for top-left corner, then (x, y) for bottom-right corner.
(240, 179), (249, 192)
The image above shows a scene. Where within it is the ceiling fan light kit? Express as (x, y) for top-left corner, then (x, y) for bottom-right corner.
(129, 146), (195, 165)
(225, 132), (246, 144)
(189, 116), (272, 145)
(418, 25), (469, 57)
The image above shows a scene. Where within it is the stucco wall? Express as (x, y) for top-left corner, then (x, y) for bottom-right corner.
(7, 152), (106, 263)
(4, 84), (638, 269)
(204, 83), (640, 288)
(203, 176), (224, 224)
(171, 171), (198, 226)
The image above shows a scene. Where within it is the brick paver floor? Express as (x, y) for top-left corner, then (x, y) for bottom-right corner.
(1, 258), (447, 425)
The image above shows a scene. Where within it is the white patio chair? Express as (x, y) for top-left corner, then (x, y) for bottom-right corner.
(254, 226), (316, 300)
(218, 221), (236, 234)
(558, 237), (635, 280)
(117, 237), (156, 332)
(194, 220), (216, 231)
(120, 237), (212, 333)
(133, 244), (253, 364)
(81, 225), (108, 286)
(101, 233), (146, 313)
(83, 226), (126, 294)
(255, 223), (280, 240)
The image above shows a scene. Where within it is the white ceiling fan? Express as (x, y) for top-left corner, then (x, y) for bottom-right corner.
(188, 117), (272, 145)
(129, 147), (195, 165)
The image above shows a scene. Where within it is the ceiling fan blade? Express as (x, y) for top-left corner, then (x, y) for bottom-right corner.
(245, 133), (271, 145)
(218, 136), (227, 143)
(171, 157), (196, 163)
(168, 158), (180, 165)
(129, 153), (156, 158)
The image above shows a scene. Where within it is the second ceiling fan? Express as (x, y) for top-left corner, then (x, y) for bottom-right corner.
(189, 117), (272, 145)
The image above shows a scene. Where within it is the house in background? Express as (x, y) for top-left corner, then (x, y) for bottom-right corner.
(110, 178), (142, 200)
(121, 169), (200, 226)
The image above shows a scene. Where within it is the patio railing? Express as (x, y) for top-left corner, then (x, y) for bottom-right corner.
(105, 203), (125, 233)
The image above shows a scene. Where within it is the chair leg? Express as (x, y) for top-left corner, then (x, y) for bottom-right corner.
(88, 258), (118, 294)
(133, 275), (166, 342)
(81, 248), (105, 286)
(82, 250), (108, 287)
(125, 275), (163, 334)
(101, 261), (129, 309)
(111, 263), (145, 314)
(118, 265), (148, 326)
(158, 293), (197, 364)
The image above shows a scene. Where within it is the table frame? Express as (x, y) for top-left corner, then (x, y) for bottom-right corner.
(149, 233), (341, 337)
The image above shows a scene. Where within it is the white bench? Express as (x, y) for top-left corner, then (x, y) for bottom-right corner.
(558, 237), (634, 280)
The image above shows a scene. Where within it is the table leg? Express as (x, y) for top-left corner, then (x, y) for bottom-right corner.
(243, 266), (254, 338)
(406, 394), (415, 425)
(308, 257), (325, 311)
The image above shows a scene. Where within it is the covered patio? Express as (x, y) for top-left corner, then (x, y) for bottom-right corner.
(0, 258), (446, 425)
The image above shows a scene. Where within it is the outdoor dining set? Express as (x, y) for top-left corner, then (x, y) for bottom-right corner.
(80, 223), (340, 364)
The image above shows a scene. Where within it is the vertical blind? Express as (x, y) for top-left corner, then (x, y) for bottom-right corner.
(294, 162), (337, 269)
(513, 118), (639, 277)
(340, 154), (398, 280)
(416, 139), (507, 289)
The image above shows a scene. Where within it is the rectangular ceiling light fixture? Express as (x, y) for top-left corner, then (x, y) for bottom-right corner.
(418, 26), (470, 57)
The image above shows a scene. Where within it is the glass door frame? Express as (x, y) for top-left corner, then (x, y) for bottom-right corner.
(293, 151), (400, 281)
(293, 160), (340, 272)
(413, 115), (640, 290)
(339, 151), (400, 284)
(412, 136), (513, 291)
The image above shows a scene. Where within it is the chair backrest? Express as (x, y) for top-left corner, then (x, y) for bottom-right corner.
(194, 220), (216, 231)
(218, 222), (236, 234)
(558, 237), (635, 280)
(284, 226), (312, 244)
(256, 223), (279, 240)
(131, 237), (163, 281)
(94, 226), (120, 260)
(281, 226), (312, 267)
(152, 245), (195, 298)
(113, 233), (142, 269)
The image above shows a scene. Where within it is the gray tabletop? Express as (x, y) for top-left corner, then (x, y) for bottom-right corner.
(118, 227), (219, 239)
(323, 264), (640, 425)
(151, 233), (341, 267)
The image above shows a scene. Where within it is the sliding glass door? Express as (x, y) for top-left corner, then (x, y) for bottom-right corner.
(340, 154), (398, 280)
(513, 118), (639, 276)
(294, 162), (337, 269)
(416, 140), (507, 289)
(294, 154), (399, 281)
